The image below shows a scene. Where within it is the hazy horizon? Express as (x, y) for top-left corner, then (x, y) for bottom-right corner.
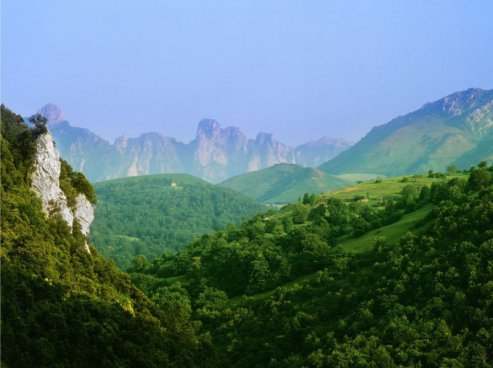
(2, 1), (493, 145)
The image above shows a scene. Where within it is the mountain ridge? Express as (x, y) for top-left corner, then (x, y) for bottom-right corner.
(37, 108), (352, 183)
(319, 88), (493, 176)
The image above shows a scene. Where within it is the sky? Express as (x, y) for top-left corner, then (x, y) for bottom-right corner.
(2, 0), (493, 146)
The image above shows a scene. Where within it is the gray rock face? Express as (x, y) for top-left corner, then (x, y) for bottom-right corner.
(31, 132), (74, 225)
(74, 193), (94, 236)
(31, 132), (94, 253)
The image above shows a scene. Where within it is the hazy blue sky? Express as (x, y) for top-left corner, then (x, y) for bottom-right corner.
(2, 0), (493, 145)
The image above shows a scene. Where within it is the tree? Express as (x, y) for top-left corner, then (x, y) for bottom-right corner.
(401, 185), (419, 208)
(446, 165), (460, 174)
(292, 204), (309, 224)
(131, 254), (148, 272)
(29, 113), (48, 136)
(467, 168), (491, 191)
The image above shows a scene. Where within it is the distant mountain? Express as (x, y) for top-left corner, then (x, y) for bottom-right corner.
(220, 163), (348, 204)
(37, 106), (351, 183)
(320, 88), (493, 176)
(91, 173), (264, 269)
(294, 137), (353, 167)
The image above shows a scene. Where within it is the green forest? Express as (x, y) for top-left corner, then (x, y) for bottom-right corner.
(2, 104), (493, 367)
(92, 174), (264, 269)
(131, 164), (493, 366)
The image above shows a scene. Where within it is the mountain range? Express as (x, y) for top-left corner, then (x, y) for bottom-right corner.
(38, 104), (352, 183)
(320, 88), (493, 176)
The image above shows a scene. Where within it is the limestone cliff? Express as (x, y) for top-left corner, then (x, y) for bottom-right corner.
(31, 132), (94, 252)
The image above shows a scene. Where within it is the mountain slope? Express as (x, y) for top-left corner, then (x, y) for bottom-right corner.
(0, 105), (215, 367)
(320, 88), (493, 176)
(91, 173), (264, 268)
(38, 105), (351, 183)
(220, 163), (348, 204)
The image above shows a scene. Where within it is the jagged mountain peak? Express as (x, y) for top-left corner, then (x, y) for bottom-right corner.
(196, 118), (221, 138)
(421, 88), (493, 118)
(38, 103), (65, 124)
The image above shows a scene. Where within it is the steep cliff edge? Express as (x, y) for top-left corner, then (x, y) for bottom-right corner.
(31, 131), (94, 252)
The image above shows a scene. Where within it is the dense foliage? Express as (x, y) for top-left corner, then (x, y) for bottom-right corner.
(91, 174), (264, 269)
(1, 105), (217, 367)
(60, 158), (97, 205)
(131, 164), (493, 367)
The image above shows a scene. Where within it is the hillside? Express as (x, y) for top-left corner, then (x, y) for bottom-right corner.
(320, 88), (493, 176)
(220, 163), (348, 204)
(0, 105), (216, 367)
(39, 104), (352, 183)
(91, 173), (264, 269)
(130, 164), (493, 366)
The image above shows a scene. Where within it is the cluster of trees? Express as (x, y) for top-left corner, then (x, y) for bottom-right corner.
(92, 175), (264, 269)
(1, 105), (217, 367)
(129, 161), (493, 366)
(131, 195), (397, 296)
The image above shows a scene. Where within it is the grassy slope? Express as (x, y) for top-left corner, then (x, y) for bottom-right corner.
(324, 173), (467, 205)
(338, 204), (431, 252)
(229, 204), (432, 305)
(220, 163), (348, 204)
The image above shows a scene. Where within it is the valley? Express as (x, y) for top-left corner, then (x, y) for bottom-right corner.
(2, 88), (493, 367)
(3, 1), (493, 366)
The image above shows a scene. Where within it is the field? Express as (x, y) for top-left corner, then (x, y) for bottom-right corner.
(325, 173), (468, 206)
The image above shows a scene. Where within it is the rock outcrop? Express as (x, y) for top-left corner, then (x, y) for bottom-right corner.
(31, 132), (94, 252)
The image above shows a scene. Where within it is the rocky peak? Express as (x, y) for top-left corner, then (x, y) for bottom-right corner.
(114, 135), (128, 150)
(31, 131), (94, 253)
(196, 119), (221, 139)
(38, 103), (65, 124)
(223, 126), (243, 138)
(422, 88), (493, 118)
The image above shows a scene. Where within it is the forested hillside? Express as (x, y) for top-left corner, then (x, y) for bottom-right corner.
(0, 105), (217, 367)
(131, 164), (493, 366)
(92, 174), (264, 269)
